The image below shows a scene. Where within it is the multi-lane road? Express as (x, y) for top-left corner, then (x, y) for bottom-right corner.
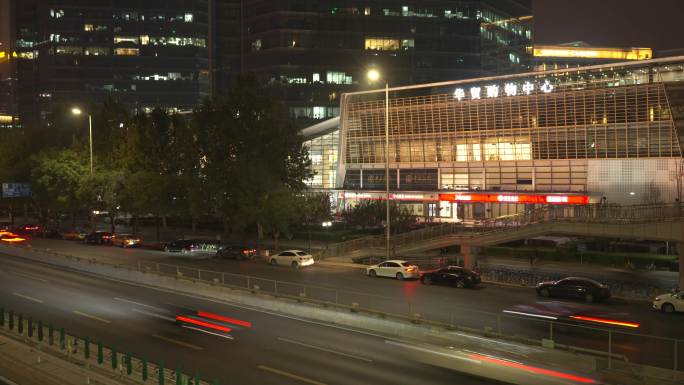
(0, 251), (613, 385)
(10, 238), (684, 371)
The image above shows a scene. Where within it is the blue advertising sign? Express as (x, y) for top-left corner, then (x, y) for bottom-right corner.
(2, 183), (31, 198)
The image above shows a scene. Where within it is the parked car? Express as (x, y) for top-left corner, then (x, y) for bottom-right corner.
(420, 266), (481, 288)
(62, 229), (87, 241)
(111, 233), (141, 248)
(163, 239), (219, 256)
(366, 260), (419, 280)
(653, 291), (684, 313)
(268, 250), (314, 268)
(84, 231), (112, 245)
(216, 245), (257, 260)
(536, 277), (611, 303)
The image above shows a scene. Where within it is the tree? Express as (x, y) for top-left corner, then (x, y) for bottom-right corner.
(192, 76), (312, 244)
(30, 148), (88, 226)
(343, 200), (417, 233)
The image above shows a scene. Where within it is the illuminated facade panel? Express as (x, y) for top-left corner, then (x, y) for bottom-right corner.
(533, 46), (652, 61)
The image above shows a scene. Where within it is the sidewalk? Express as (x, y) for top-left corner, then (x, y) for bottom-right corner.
(0, 332), (126, 385)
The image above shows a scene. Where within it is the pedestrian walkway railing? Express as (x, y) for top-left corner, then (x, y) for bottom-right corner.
(322, 203), (684, 258)
(0, 307), (217, 385)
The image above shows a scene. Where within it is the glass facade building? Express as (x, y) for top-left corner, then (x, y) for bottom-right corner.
(241, 0), (532, 127)
(15, 0), (210, 127)
(306, 56), (684, 221)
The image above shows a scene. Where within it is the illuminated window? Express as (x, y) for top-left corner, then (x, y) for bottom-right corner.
(365, 38), (401, 51)
(326, 71), (352, 84)
(140, 35), (149, 45)
(401, 39), (415, 49)
(251, 39), (262, 51)
(84, 47), (109, 56)
(184, 13), (194, 22)
(114, 48), (139, 56)
(55, 46), (83, 55)
(114, 36), (140, 44)
(50, 9), (65, 18)
(312, 73), (320, 82)
(84, 24), (94, 31)
(364, 7), (371, 15)
(401, 6), (410, 16)
(313, 107), (326, 119)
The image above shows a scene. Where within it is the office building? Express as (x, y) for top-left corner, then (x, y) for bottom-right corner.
(14, 0), (210, 128)
(241, 0), (532, 127)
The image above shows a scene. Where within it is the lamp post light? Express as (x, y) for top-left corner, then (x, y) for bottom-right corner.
(71, 107), (93, 175)
(367, 69), (391, 260)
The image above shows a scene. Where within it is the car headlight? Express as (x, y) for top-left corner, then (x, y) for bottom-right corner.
(654, 297), (661, 301)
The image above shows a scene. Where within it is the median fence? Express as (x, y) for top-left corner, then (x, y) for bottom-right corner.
(139, 259), (684, 379)
(0, 307), (218, 385)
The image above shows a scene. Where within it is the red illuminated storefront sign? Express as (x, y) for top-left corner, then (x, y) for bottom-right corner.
(438, 193), (589, 205)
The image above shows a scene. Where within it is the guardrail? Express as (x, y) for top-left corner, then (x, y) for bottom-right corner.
(5, 242), (683, 381)
(0, 307), (216, 385)
(322, 203), (684, 258)
(136, 259), (684, 377)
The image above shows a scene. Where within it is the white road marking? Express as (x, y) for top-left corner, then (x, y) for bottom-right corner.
(384, 340), (482, 364)
(151, 334), (203, 350)
(10, 271), (49, 283)
(114, 297), (167, 311)
(502, 310), (558, 320)
(131, 308), (176, 322)
(257, 365), (327, 385)
(181, 325), (234, 340)
(72, 310), (111, 324)
(277, 337), (373, 362)
(12, 292), (44, 304)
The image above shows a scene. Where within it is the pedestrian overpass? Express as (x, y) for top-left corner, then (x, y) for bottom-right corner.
(322, 203), (684, 288)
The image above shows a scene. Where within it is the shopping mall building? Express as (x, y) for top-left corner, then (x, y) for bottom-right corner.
(303, 56), (684, 222)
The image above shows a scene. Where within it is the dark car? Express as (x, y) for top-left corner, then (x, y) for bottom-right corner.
(215, 245), (258, 260)
(420, 266), (481, 288)
(84, 231), (112, 245)
(536, 277), (611, 303)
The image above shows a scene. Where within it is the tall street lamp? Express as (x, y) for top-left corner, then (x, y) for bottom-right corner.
(367, 69), (391, 260)
(71, 107), (93, 174)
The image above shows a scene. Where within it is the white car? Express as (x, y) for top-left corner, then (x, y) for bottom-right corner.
(653, 291), (684, 313)
(269, 250), (315, 268)
(366, 260), (419, 280)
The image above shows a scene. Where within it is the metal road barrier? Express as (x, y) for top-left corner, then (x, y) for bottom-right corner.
(3, 242), (682, 380)
(0, 307), (216, 385)
(321, 203), (684, 258)
(136, 259), (683, 377)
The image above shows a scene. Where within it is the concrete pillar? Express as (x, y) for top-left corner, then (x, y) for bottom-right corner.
(461, 245), (478, 270)
(678, 243), (684, 291)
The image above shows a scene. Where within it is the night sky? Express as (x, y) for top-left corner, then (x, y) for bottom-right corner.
(534, 0), (684, 51)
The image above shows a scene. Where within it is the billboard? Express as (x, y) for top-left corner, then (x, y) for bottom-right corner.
(2, 183), (31, 198)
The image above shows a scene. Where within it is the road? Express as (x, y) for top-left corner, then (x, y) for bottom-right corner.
(16, 238), (684, 371)
(0, 252), (607, 385)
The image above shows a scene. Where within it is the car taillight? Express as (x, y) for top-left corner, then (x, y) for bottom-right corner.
(406, 266), (415, 272)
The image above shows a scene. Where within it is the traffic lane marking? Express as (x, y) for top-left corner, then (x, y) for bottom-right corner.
(8, 270), (50, 283)
(12, 292), (44, 304)
(257, 365), (327, 385)
(151, 334), (203, 351)
(277, 337), (373, 362)
(72, 310), (111, 324)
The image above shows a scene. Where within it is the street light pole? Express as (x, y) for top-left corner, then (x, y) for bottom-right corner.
(88, 113), (93, 175)
(384, 82), (390, 260)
